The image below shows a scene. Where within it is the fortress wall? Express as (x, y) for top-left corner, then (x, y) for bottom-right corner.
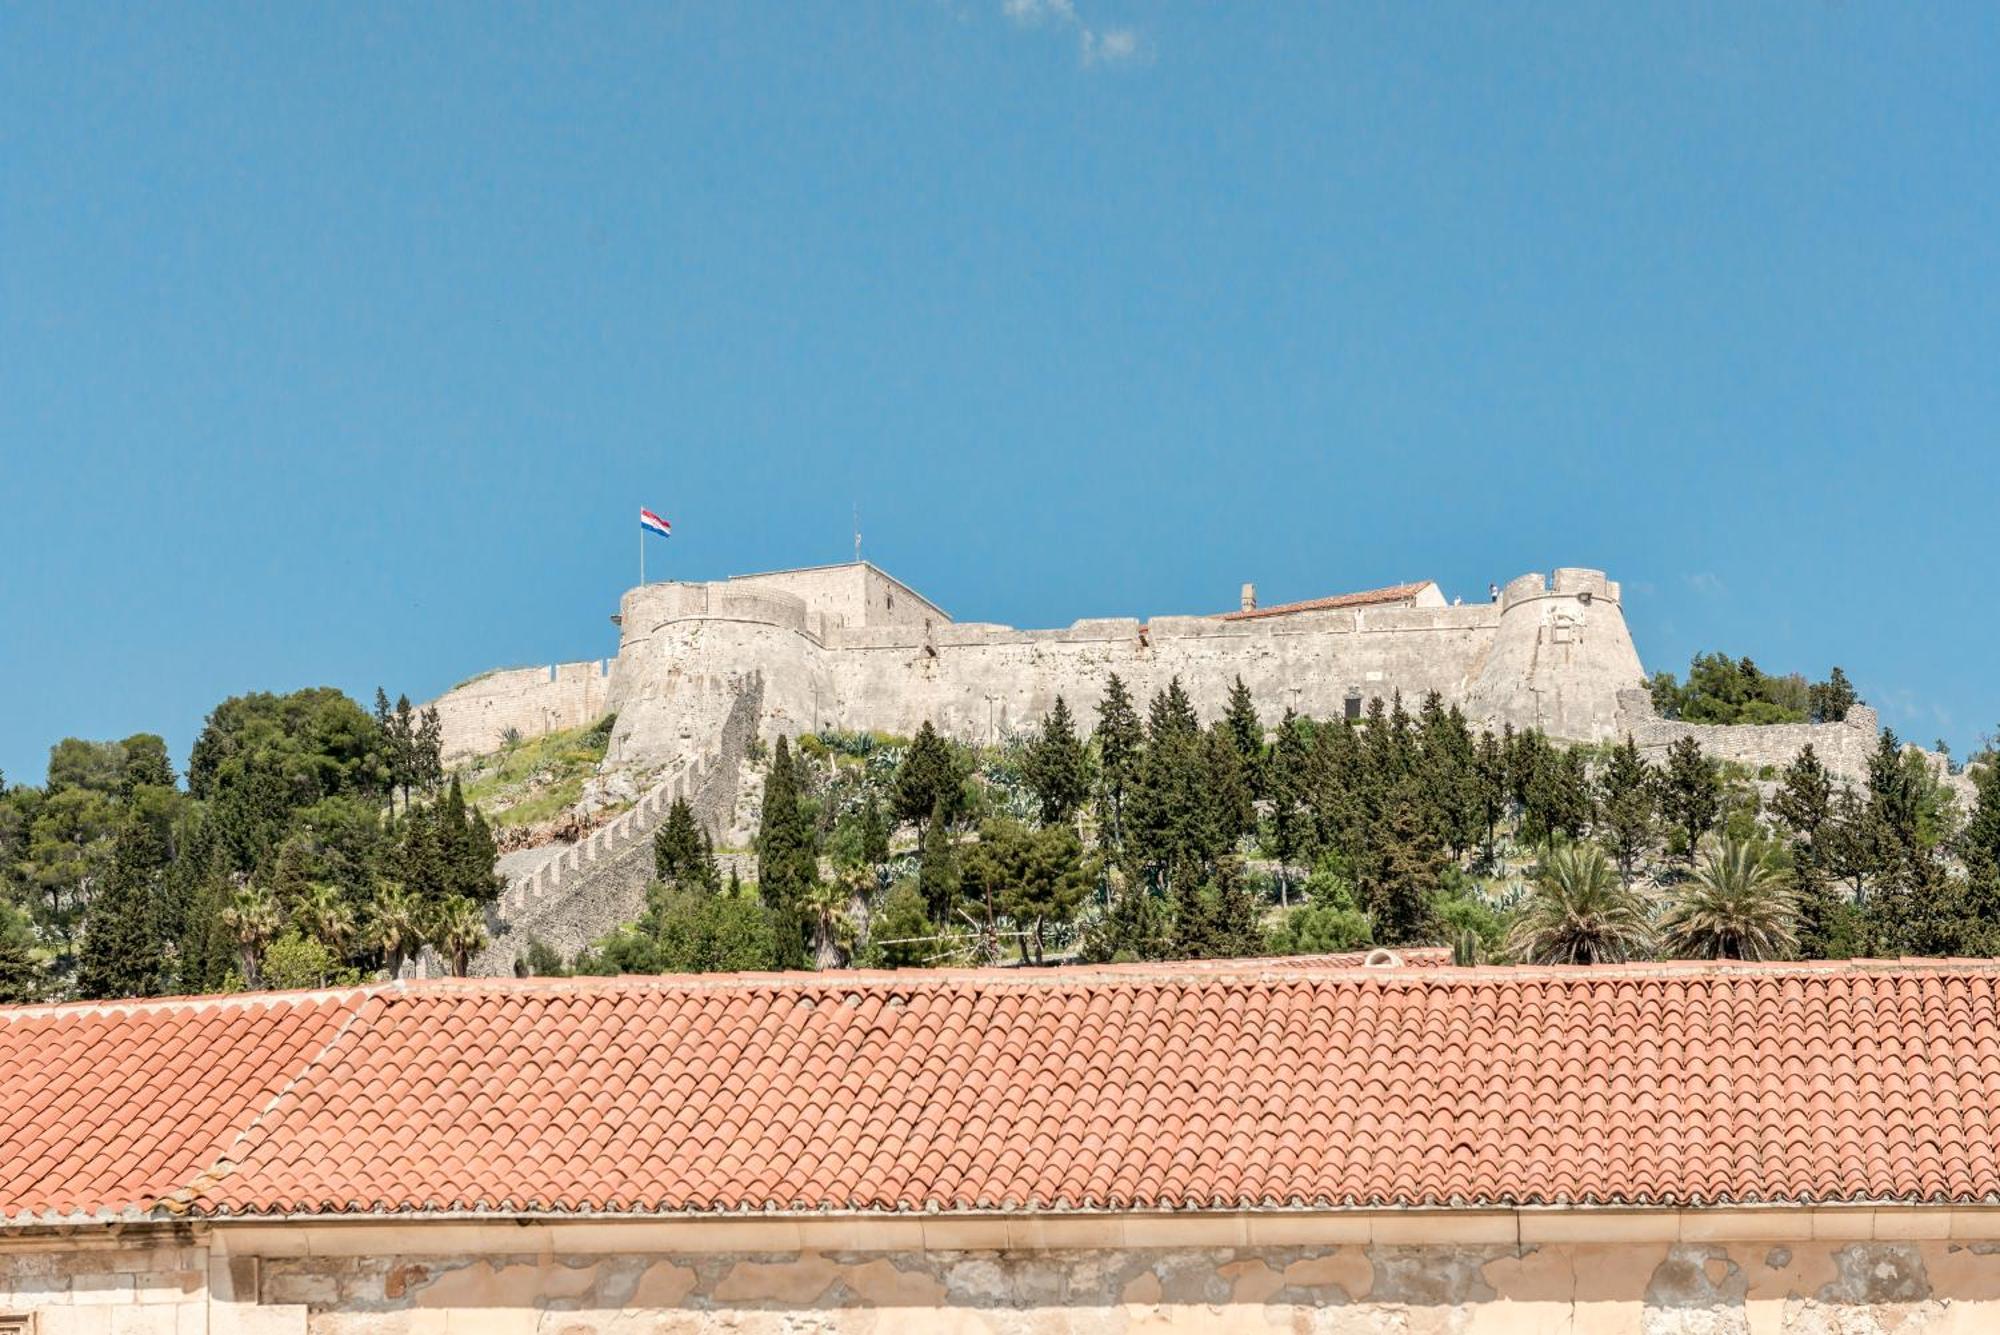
(438, 568), (1650, 771)
(1465, 575), (1649, 741)
(820, 613), (1504, 748)
(428, 660), (612, 762)
(607, 590), (832, 769)
(1615, 691), (1976, 802)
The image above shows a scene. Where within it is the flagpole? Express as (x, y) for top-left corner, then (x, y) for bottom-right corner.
(640, 524), (645, 588)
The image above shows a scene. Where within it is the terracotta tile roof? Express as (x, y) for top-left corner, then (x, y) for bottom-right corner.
(1218, 581), (1433, 621)
(7, 960), (2000, 1222)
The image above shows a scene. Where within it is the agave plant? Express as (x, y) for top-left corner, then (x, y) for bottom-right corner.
(1660, 838), (1798, 961)
(1505, 843), (1653, 965)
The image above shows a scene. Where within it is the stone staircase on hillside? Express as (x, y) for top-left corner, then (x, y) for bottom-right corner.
(494, 753), (708, 922)
(413, 752), (712, 978)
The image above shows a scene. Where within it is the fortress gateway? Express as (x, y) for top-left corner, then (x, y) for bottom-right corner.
(433, 562), (1651, 774)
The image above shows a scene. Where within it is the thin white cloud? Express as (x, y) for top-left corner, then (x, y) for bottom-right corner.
(1084, 27), (1141, 66)
(1002, 0), (1145, 68)
(1685, 572), (1726, 598)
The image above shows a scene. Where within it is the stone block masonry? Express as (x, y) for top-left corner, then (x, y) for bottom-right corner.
(424, 562), (1652, 780)
(18, 1216), (2000, 1333)
(430, 659), (612, 763)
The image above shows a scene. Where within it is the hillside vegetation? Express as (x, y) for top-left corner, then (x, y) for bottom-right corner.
(456, 714), (618, 829)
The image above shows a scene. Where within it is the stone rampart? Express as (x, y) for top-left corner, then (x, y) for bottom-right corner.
(428, 660), (612, 762)
(600, 567), (1648, 767)
(1616, 690), (1975, 803)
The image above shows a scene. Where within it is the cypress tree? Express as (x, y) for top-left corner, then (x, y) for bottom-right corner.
(1360, 787), (1445, 946)
(76, 793), (174, 999)
(1093, 674), (1144, 853)
(1203, 725), (1255, 848)
(1268, 709), (1312, 895)
(756, 737), (818, 959)
(0, 900), (41, 1003)
(1659, 735), (1722, 865)
(892, 722), (965, 829)
(655, 797), (718, 891)
(1222, 677), (1265, 800)
(458, 806), (503, 905)
(1474, 729), (1507, 867)
(1596, 736), (1656, 883)
(859, 793), (891, 868)
(1020, 696), (1092, 828)
(1773, 745), (1841, 958)
(917, 807), (960, 924)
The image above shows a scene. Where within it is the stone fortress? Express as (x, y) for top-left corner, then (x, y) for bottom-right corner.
(426, 561), (1938, 972)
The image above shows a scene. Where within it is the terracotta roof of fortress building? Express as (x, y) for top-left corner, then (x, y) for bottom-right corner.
(1216, 581), (1435, 621)
(5, 958), (2000, 1225)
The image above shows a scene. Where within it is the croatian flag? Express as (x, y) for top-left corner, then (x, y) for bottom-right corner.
(639, 508), (672, 538)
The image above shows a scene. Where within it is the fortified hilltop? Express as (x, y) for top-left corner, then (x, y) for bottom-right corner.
(425, 560), (1921, 972)
(434, 561), (1649, 771)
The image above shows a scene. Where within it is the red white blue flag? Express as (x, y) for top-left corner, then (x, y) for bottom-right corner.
(639, 508), (672, 538)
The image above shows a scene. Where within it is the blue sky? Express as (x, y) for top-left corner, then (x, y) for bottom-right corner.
(3, 3), (1997, 783)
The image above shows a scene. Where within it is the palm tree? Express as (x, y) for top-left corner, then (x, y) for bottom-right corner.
(802, 873), (859, 971)
(1661, 838), (1799, 960)
(432, 896), (487, 978)
(1506, 843), (1654, 965)
(367, 881), (421, 979)
(295, 882), (356, 962)
(222, 884), (280, 987)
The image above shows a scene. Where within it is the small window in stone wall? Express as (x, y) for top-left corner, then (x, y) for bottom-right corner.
(1344, 695), (1363, 722)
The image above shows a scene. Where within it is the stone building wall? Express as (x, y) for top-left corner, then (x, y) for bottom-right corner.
(15, 1211), (2000, 1333)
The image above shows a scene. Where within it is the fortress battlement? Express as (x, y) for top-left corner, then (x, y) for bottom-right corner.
(435, 561), (1646, 769)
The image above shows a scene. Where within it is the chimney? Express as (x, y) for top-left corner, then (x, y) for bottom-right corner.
(1240, 582), (1256, 613)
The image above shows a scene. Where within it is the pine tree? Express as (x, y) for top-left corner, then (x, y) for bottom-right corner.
(1659, 735), (1722, 865)
(1222, 677), (1265, 801)
(1810, 667), (1859, 724)
(892, 722), (965, 829)
(1596, 736), (1656, 883)
(1093, 674), (1144, 854)
(1021, 696), (1092, 828)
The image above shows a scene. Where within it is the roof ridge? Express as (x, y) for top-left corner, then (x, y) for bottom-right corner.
(354, 955), (2000, 995)
(0, 982), (393, 1021)
(154, 987), (390, 1218)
